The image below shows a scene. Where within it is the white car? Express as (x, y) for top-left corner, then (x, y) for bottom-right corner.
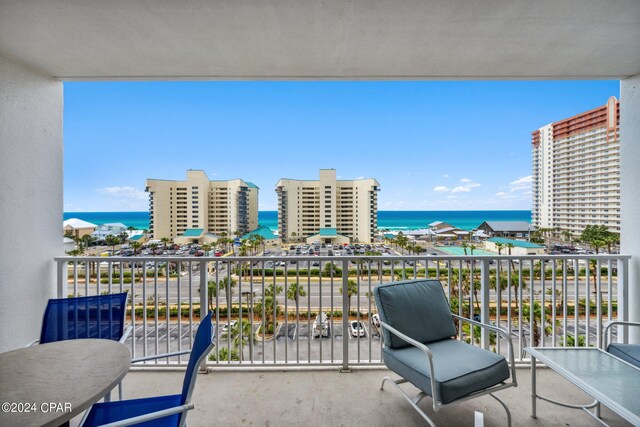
(349, 321), (366, 338)
(220, 320), (237, 336)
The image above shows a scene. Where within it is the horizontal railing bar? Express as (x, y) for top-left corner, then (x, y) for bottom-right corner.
(55, 254), (631, 262)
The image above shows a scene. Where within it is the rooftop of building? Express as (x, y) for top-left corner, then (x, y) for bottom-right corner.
(182, 228), (204, 237)
(241, 226), (278, 241)
(63, 218), (97, 229)
(480, 221), (532, 232)
(487, 237), (543, 249)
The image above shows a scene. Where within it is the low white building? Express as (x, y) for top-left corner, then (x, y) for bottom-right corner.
(92, 222), (128, 240)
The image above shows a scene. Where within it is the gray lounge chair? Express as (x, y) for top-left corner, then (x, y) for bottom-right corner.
(604, 321), (640, 368)
(374, 279), (517, 426)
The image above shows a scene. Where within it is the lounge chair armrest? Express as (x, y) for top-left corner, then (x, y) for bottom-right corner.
(132, 350), (191, 363)
(603, 321), (640, 349)
(451, 314), (517, 385)
(451, 314), (510, 339)
(378, 320), (434, 359)
(119, 326), (133, 343)
(92, 403), (194, 427)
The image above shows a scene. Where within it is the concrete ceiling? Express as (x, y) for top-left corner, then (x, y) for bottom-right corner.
(0, 0), (639, 80)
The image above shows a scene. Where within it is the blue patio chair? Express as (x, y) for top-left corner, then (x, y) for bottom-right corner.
(604, 321), (640, 368)
(35, 292), (132, 401)
(80, 311), (215, 427)
(374, 279), (517, 427)
(38, 292), (132, 344)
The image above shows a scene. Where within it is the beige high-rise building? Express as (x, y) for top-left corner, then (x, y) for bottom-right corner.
(146, 170), (258, 243)
(531, 96), (620, 235)
(276, 169), (380, 243)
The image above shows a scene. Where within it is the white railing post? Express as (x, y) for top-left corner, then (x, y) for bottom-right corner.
(341, 259), (351, 372)
(480, 258), (491, 350)
(199, 259), (208, 373)
(618, 257), (629, 344)
(56, 259), (67, 298)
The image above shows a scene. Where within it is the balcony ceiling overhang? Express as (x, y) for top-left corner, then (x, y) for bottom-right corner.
(0, 0), (639, 80)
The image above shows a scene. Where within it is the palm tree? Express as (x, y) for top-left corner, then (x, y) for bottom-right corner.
(461, 242), (469, 255)
(80, 234), (96, 251)
(130, 241), (142, 255)
(396, 233), (408, 254)
(219, 277), (237, 308)
(469, 244), (476, 255)
(286, 282), (306, 314)
(104, 234), (120, 255)
(604, 233), (619, 254)
(201, 243), (212, 255)
(205, 279), (219, 311)
(118, 231), (129, 244)
(256, 283), (283, 335)
(494, 242), (504, 255)
(561, 230), (573, 244)
(160, 237), (170, 250)
(339, 280), (358, 316)
(225, 319), (254, 362)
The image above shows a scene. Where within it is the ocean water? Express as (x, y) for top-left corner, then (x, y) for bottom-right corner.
(64, 210), (530, 232)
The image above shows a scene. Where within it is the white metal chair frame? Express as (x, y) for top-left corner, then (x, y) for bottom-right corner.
(380, 314), (518, 427)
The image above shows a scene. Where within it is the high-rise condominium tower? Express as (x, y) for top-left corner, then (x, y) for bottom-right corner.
(531, 96), (620, 235)
(276, 169), (380, 243)
(146, 170), (258, 242)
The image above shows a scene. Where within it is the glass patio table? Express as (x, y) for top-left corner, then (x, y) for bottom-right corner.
(525, 347), (640, 426)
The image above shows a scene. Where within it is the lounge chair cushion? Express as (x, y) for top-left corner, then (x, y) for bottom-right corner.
(607, 343), (640, 368)
(374, 279), (457, 349)
(383, 338), (510, 404)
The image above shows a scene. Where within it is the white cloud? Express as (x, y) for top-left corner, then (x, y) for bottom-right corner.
(509, 175), (532, 192)
(355, 176), (365, 180)
(495, 192), (514, 199)
(460, 178), (472, 183)
(433, 186), (450, 192)
(442, 174), (449, 179)
(451, 186), (471, 193)
(97, 186), (147, 200)
(95, 186), (148, 210)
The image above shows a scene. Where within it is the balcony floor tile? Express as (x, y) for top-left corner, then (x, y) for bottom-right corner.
(74, 367), (629, 426)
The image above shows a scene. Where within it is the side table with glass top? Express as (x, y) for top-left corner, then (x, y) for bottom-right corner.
(524, 347), (640, 426)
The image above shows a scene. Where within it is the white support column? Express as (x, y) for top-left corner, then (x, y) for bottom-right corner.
(620, 74), (640, 344)
(0, 57), (62, 351)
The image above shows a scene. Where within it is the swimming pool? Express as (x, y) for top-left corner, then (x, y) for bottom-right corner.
(436, 246), (496, 256)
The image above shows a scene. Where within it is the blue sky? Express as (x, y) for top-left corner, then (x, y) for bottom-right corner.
(64, 81), (619, 212)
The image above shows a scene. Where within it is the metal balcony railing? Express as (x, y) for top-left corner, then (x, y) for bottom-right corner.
(54, 254), (630, 369)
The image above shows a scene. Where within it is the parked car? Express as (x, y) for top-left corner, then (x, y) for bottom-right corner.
(220, 320), (237, 336)
(311, 260), (320, 267)
(349, 321), (366, 338)
(263, 250), (270, 255)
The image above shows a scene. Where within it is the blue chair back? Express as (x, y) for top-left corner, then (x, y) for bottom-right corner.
(180, 311), (215, 406)
(40, 292), (128, 344)
(374, 280), (456, 349)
